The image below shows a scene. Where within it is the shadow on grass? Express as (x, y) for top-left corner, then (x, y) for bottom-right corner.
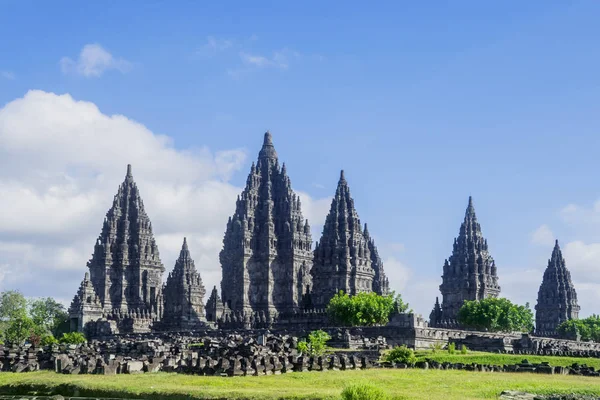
(0, 382), (235, 400)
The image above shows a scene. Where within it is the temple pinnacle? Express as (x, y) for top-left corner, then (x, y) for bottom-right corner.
(259, 131), (278, 160)
(126, 164), (133, 178)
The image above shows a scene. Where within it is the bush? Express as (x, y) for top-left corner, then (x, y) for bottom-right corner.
(430, 342), (443, 353)
(327, 291), (409, 327)
(383, 345), (416, 365)
(41, 334), (58, 346)
(457, 297), (534, 333)
(460, 344), (468, 354)
(297, 330), (331, 356)
(341, 383), (389, 400)
(59, 332), (86, 345)
(448, 342), (456, 355)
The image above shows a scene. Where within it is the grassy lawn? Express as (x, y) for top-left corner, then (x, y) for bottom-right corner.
(0, 369), (600, 400)
(415, 350), (600, 369)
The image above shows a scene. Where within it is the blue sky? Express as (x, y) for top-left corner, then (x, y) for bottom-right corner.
(2, 1), (600, 317)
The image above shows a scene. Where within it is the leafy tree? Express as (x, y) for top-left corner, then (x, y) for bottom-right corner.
(297, 329), (331, 356)
(4, 314), (35, 345)
(457, 297), (534, 333)
(557, 315), (600, 342)
(0, 291), (27, 321)
(29, 297), (68, 336)
(327, 291), (408, 327)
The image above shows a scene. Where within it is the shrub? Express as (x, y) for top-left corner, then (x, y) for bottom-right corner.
(460, 344), (468, 354)
(341, 383), (389, 400)
(59, 332), (86, 345)
(298, 330), (331, 356)
(297, 339), (309, 355)
(430, 342), (443, 353)
(383, 345), (416, 365)
(41, 334), (58, 346)
(448, 342), (456, 355)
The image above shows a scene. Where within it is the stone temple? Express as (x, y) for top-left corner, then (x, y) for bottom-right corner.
(535, 240), (580, 337)
(429, 196), (500, 327)
(68, 132), (580, 336)
(311, 170), (388, 308)
(218, 132), (314, 322)
(69, 166), (208, 335)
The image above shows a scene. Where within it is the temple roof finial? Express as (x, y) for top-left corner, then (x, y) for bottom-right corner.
(258, 131), (278, 160)
(126, 164), (133, 178)
(340, 169), (345, 181)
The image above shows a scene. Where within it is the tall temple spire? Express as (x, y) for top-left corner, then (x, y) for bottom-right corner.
(220, 131), (312, 320)
(70, 164), (165, 333)
(535, 240), (580, 336)
(312, 171), (376, 307)
(430, 196), (500, 327)
(163, 237), (207, 329)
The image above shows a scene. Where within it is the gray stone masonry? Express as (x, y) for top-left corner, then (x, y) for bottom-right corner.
(430, 196), (500, 327)
(162, 237), (207, 330)
(219, 132), (313, 320)
(311, 170), (379, 307)
(69, 164), (165, 334)
(535, 240), (580, 336)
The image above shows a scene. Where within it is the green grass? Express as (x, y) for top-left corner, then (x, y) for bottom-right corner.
(415, 350), (600, 369)
(0, 369), (599, 400)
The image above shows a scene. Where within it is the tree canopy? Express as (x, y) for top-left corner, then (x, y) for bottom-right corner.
(457, 297), (534, 333)
(0, 291), (69, 345)
(557, 315), (600, 342)
(327, 291), (409, 327)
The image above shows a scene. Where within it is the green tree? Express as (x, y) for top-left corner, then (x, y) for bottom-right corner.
(29, 297), (68, 336)
(457, 297), (534, 333)
(557, 315), (600, 341)
(327, 291), (407, 327)
(0, 291), (27, 321)
(4, 313), (35, 345)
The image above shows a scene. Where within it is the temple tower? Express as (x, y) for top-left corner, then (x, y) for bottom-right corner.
(311, 171), (376, 308)
(219, 132), (313, 318)
(70, 165), (165, 333)
(364, 223), (389, 296)
(430, 196), (500, 326)
(162, 238), (207, 330)
(535, 240), (580, 336)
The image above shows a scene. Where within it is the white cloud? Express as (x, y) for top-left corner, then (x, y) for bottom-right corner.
(531, 224), (555, 246)
(383, 256), (412, 292)
(198, 36), (233, 57)
(60, 44), (132, 77)
(0, 90), (332, 308)
(239, 48), (300, 70)
(1, 71), (15, 80)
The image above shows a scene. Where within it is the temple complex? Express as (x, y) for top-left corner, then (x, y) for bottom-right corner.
(311, 171), (385, 308)
(67, 132), (582, 339)
(161, 238), (207, 330)
(535, 240), (580, 336)
(429, 196), (501, 327)
(219, 132), (314, 322)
